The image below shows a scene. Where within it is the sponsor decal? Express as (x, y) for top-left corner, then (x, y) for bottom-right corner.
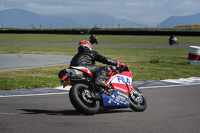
(117, 76), (131, 84)
(108, 74), (132, 85)
(114, 86), (128, 93)
(117, 91), (128, 98)
(102, 90), (130, 107)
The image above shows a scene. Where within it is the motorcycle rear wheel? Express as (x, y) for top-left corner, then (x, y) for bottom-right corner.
(69, 83), (100, 115)
(129, 87), (147, 112)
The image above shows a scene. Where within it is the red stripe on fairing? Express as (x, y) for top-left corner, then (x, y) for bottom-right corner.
(80, 68), (93, 76)
(106, 71), (115, 84)
(188, 53), (200, 60)
(112, 83), (129, 94)
(62, 75), (68, 81)
(88, 71), (93, 76)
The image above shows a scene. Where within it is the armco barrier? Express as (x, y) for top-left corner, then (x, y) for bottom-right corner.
(1, 29), (200, 36)
(90, 30), (200, 36)
(0, 29), (89, 34)
(188, 46), (200, 65)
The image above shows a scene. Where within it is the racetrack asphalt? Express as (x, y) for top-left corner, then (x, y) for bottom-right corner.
(0, 54), (73, 71)
(0, 84), (200, 133)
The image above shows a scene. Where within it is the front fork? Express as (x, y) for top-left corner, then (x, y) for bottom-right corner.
(129, 85), (144, 104)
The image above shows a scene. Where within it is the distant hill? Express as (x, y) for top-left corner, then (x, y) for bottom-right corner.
(159, 13), (200, 28)
(64, 13), (144, 28)
(173, 24), (200, 29)
(0, 9), (79, 28)
(0, 9), (145, 29)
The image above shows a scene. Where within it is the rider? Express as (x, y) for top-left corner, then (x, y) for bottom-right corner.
(169, 35), (178, 45)
(70, 40), (125, 95)
(89, 34), (98, 44)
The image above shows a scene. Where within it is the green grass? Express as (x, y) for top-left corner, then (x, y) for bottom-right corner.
(0, 44), (200, 90)
(0, 34), (200, 45)
(0, 65), (66, 90)
(0, 34), (200, 90)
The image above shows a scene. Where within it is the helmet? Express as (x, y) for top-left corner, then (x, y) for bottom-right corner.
(78, 40), (92, 51)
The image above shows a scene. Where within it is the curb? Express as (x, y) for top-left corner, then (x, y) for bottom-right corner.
(1, 77), (200, 97)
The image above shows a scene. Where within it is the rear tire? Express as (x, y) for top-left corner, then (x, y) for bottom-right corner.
(69, 84), (100, 115)
(129, 87), (147, 112)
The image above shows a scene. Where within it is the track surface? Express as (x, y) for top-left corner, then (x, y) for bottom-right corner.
(0, 54), (73, 71)
(0, 85), (200, 133)
(1, 42), (200, 133)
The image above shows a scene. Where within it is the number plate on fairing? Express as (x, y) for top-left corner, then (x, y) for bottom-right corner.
(107, 74), (132, 85)
(102, 90), (130, 107)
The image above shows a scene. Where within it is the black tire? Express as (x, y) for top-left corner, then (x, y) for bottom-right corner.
(69, 84), (100, 115)
(129, 87), (147, 112)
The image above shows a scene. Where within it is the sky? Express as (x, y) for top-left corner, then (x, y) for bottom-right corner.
(0, 0), (200, 25)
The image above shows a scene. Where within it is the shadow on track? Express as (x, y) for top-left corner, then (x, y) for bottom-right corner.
(18, 108), (133, 116)
(19, 109), (79, 115)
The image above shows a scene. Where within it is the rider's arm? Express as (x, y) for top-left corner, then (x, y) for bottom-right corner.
(92, 51), (125, 68)
(93, 51), (118, 66)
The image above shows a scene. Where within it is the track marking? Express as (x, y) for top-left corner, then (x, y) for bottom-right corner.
(0, 92), (69, 98)
(139, 83), (200, 89)
(0, 77), (200, 98)
(0, 112), (16, 115)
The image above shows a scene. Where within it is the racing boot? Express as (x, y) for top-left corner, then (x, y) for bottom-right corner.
(95, 77), (115, 96)
(106, 86), (115, 96)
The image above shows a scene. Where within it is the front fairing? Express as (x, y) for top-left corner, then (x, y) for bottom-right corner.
(102, 90), (130, 107)
(106, 71), (133, 94)
(102, 69), (133, 107)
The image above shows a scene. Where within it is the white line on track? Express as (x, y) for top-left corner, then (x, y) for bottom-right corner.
(0, 92), (69, 98)
(0, 112), (16, 115)
(139, 82), (200, 89)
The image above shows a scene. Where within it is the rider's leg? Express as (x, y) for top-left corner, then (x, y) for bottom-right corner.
(86, 66), (115, 95)
(94, 66), (115, 95)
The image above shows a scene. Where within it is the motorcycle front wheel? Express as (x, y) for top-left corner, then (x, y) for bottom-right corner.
(69, 83), (100, 115)
(129, 87), (147, 112)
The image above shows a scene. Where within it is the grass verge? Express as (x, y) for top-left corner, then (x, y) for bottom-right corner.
(0, 45), (200, 90)
(0, 34), (200, 45)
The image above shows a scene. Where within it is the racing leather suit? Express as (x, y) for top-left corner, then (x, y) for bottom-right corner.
(70, 47), (118, 91)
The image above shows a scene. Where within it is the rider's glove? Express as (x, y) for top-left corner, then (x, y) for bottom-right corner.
(116, 61), (126, 69)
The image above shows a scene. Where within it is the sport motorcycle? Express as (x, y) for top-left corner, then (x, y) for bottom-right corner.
(169, 40), (179, 45)
(89, 37), (98, 44)
(58, 65), (147, 115)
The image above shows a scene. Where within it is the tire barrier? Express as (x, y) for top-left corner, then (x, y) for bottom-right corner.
(188, 46), (200, 65)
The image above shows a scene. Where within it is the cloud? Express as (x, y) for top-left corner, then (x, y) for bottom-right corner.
(0, 4), (7, 10)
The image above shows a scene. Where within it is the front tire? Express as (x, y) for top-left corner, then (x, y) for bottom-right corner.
(129, 87), (147, 112)
(69, 84), (100, 115)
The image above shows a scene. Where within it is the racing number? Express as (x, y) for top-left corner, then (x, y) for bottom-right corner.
(117, 76), (131, 84)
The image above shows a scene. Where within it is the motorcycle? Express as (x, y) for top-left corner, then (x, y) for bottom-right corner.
(89, 36), (98, 45)
(169, 40), (179, 45)
(58, 65), (147, 115)
(169, 37), (179, 45)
